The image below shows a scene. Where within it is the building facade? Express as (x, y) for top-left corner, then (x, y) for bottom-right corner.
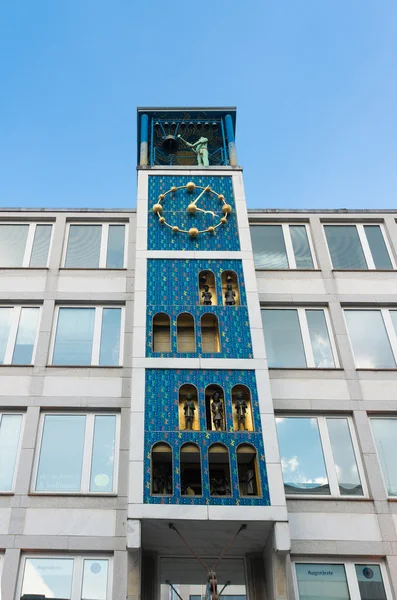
(0, 107), (396, 600)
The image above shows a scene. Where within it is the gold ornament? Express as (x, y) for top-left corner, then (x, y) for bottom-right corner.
(220, 217), (227, 224)
(189, 228), (199, 238)
(186, 182), (196, 192)
(172, 226), (179, 233)
(159, 217), (165, 224)
(171, 186), (177, 192)
(222, 204), (232, 214)
(152, 203), (163, 213)
(159, 194), (165, 200)
(187, 203), (197, 214)
(207, 226), (215, 233)
(205, 186), (211, 192)
(218, 194), (224, 201)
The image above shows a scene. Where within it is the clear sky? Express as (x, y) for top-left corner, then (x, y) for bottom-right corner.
(0, 1), (396, 210)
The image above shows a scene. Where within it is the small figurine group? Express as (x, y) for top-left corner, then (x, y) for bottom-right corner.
(183, 390), (248, 431)
(200, 275), (237, 306)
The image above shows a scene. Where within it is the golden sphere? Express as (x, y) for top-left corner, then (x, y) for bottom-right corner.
(159, 194), (165, 200)
(189, 227), (199, 238)
(159, 217), (165, 224)
(172, 226), (179, 233)
(220, 217), (227, 224)
(222, 204), (232, 214)
(171, 186), (177, 192)
(207, 226), (215, 233)
(186, 181), (196, 192)
(205, 186), (211, 192)
(187, 203), (197, 214)
(218, 194), (225, 201)
(152, 203), (163, 213)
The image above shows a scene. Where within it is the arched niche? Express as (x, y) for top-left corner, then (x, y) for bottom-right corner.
(180, 443), (202, 496)
(198, 270), (217, 306)
(221, 270), (240, 306)
(208, 443), (231, 496)
(201, 314), (220, 353)
(205, 385), (226, 431)
(237, 444), (261, 497)
(178, 384), (199, 431)
(231, 385), (254, 431)
(177, 313), (196, 353)
(152, 313), (171, 353)
(151, 442), (173, 496)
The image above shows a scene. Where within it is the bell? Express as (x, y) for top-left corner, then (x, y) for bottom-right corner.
(162, 135), (179, 155)
(212, 122), (218, 130)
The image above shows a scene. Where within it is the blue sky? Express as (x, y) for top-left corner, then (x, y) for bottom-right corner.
(0, 1), (396, 210)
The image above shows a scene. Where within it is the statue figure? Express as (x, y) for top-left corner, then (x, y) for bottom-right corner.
(178, 134), (209, 166)
(210, 475), (231, 496)
(225, 282), (236, 306)
(183, 393), (196, 430)
(201, 284), (212, 306)
(235, 391), (248, 430)
(211, 392), (224, 431)
(152, 465), (172, 495)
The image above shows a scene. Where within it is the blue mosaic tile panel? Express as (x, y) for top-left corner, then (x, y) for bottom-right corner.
(147, 259), (247, 306)
(144, 369), (270, 506)
(148, 176), (240, 251)
(146, 259), (252, 358)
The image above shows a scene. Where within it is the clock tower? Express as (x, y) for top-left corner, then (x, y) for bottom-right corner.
(129, 108), (289, 600)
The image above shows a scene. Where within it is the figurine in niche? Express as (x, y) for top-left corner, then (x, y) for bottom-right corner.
(201, 284), (213, 306)
(235, 391), (248, 430)
(240, 461), (256, 495)
(210, 476), (231, 496)
(183, 393), (196, 430)
(224, 282), (236, 306)
(211, 392), (224, 431)
(152, 466), (167, 495)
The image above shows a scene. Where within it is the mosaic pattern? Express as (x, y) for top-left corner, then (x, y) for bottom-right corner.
(146, 259), (252, 358)
(144, 369), (270, 506)
(147, 259), (247, 306)
(147, 176), (240, 251)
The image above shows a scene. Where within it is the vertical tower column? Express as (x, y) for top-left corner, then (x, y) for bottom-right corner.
(140, 113), (149, 166)
(225, 114), (238, 167)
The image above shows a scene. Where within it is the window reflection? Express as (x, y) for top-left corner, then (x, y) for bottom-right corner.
(371, 419), (397, 496)
(262, 309), (306, 368)
(345, 310), (395, 369)
(327, 418), (363, 496)
(22, 557), (74, 599)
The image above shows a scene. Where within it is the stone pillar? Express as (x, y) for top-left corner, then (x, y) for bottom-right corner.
(142, 552), (159, 600)
(246, 553), (267, 600)
(263, 523), (290, 600)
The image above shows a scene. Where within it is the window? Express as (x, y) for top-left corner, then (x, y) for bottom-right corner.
(151, 442), (173, 495)
(180, 443), (202, 496)
(0, 222), (52, 268)
(276, 416), (365, 496)
(237, 444), (260, 497)
(250, 224), (315, 269)
(51, 306), (123, 366)
(0, 306), (40, 365)
(344, 308), (397, 368)
(64, 223), (126, 268)
(0, 413), (23, 491)
(294, 561), (391, 600)
(262, 308), (337, 368)
(324, 224), (394, 270)
(20, 555), (111, 599)
(201, 314), (220, 353)
(208, 444), (231, 496)
(176, 313), (195, 353)
(34, 413), (118, 493)
(371, 418), (397, 497)
(152, 313), (171, 352)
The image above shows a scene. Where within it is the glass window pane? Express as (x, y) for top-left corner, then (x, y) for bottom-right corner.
(53, 307), (95, 365)
(82, 559), (109, 600)
(0, 307), (12, 364)
(30, 224), (52, 267)
(90, 415), (116, 492)
(364, 226), (393, 270)
(12, 307), (39, 364)
(0, 414), (22, 491)
(371, 419), (397, 496)
(296, 564), (350, 600)
(106, 224), (125, 268)
(306, 310), (335, 368)
(22, 557), (74, 598)
(276, 418), (329, 494)
(290, 225), (314, 269)
(262, 309), (306, 368)
(345, 310), (395, 368)
(65, 224), (101, 268)
(327, 419), (363, 496)
(325, 225), (368, 270)
(99, 308), (121, 366)
(355, 565), (387, 600)
(250, 225), (289, 269)
(0, 224), (29, 267)
(36, 415), (86, 491)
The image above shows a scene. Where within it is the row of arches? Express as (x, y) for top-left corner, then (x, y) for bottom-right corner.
(178, 384), (254, 432)
(151, 442), (261, 498)
(153, 313), (220, 353)
(198, 270), (241, 307)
